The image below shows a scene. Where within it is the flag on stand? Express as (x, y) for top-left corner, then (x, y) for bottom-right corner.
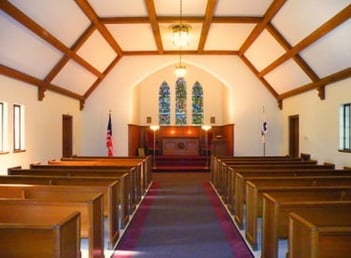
(261, 107), (268, 144)
(106, 113), (114, 157)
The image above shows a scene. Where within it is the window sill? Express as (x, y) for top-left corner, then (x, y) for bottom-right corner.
(0, 151), (10, 155)
(338, 149), (351, 153)
(13, 149), (26, 153)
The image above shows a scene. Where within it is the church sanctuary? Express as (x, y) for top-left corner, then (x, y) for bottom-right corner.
(1, 1), (351, 258)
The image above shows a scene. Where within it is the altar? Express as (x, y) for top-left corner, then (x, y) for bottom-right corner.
(128, 124), (234, 156)
(162, 137), (199, 156)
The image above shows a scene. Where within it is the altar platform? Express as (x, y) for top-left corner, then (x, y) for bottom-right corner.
(152, 155), (210, 172)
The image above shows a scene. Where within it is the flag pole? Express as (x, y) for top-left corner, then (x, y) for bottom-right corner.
(262, 106), (267, 156)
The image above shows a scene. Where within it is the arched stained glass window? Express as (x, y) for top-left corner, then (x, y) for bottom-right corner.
(175, 77), (187, 125)
(192, 81), (203, 125)
(158, 81), (170, 125)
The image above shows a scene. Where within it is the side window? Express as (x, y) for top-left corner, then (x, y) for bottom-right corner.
(13, 104), (25, 152)
(0, 102), (8, 153)
(339, 103), (351, 151)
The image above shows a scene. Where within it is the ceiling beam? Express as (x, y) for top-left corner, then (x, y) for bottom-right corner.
(75, 0), (123, 56)
(38, 24), (97, 101)
(279, 67), (351, 100)
(198, 0), (218, 53)
(0, 65), (84, 101)
(239, 0), (287, 55)
(259, 4), (351, 77)
(0, 0), (103, 79)
(145, 0), (164, 54)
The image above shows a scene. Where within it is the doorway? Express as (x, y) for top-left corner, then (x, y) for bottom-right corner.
(62, 114), (73, 158)
(289, 115), (299, 157)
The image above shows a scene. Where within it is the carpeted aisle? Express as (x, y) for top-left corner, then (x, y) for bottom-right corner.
(112, 173), (254, 258)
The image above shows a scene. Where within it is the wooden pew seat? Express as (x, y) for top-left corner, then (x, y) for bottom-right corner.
(0, 210), (81, 258)
(0, 191), (104, 258)
(261, 190), (351, 258)
(288, 211), (351, 258)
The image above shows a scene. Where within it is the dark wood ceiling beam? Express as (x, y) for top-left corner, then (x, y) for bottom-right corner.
(101, 16), (262, 24)
(145, 0), (163, 54)
(83, 55), (122, 101)
(0, 65), (84, 101)
(122, 50), (239, 55)
(75, 0), (123, 56)
(266, 24), (320, 81)
(279, 67), (351, 100)
(240, 55), (280, 102)
(0, 0), (103, 79)
(259, 4), (351, 77)
(198, 0), (218, 53)
(239, 0), (287, 55)
(39, 24), (96, 101)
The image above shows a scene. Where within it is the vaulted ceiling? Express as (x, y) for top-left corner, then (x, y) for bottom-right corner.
(1, 0), (350, 109)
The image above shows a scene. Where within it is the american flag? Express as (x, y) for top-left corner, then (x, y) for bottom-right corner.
(106, 113), (113, 156)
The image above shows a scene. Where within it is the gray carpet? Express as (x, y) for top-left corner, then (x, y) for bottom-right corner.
(114, 173), (253, 258)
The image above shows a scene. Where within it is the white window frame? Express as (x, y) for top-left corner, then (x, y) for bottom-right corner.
(339, 103), (351, 151)
(0, 102), (8, 153)
(13, 104), (25, 152)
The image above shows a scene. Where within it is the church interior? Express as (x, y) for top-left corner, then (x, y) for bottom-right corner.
(0, 1), (351, 257)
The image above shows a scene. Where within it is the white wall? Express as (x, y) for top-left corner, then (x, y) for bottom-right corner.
(0, 75), (81, 175)
(81, 55), (283, 156)
(281, 77), (351, 168)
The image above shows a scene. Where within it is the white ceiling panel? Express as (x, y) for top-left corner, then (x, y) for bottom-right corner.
(300, 19), (351, 78)
(154, 0), (207, 16)
(88, 0), (148, 17)
(9, 0), (91, 47)
(1, 0), (348, 102)
(107, 24), (157, 51)
(245, 29), (286, 72)
(272, 0), (351, 46)
(160, 23), (201, 51)
(77, 30), (117, 73)
(205, 23), (255, 51)
(0, 11), (63, 79)
(215, 0), (273, 16)
(264, 59), (313, 94)
(52, 60), (97, 96)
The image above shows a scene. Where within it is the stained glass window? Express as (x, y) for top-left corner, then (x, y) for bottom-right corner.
(158, 81), (171, 125)
(175, 77), (187, 125)
(192, 81), (203, 125)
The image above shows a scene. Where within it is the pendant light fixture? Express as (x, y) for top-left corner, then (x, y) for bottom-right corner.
(173, 0), (189, 77)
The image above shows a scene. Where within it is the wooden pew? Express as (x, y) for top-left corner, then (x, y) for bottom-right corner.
(8, 167), (131, 229)
(234, 171), (351, 226)
(31, 162), (140, 209)
(288, 210), (351, 258)
(48, 158), (146, 198)
(229, 168), (337, 214)
(211, 155), (295, 182)
(0, 192), (104, 258)
(0, 210), (81, 258)
(0, 175), (120, 249)
(64, 156), (152, 192)
(212, 157), (312, 193)
(261, 188), (351, 258)
(222, 164), (334, 206)
(215, 159), (320, 200)
(243, 176), (351, 249)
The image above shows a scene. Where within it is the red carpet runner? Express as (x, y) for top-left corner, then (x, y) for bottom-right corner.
(113, 174), (253, 258)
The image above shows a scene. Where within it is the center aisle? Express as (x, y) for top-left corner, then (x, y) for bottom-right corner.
(112, 173), (254, 258)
